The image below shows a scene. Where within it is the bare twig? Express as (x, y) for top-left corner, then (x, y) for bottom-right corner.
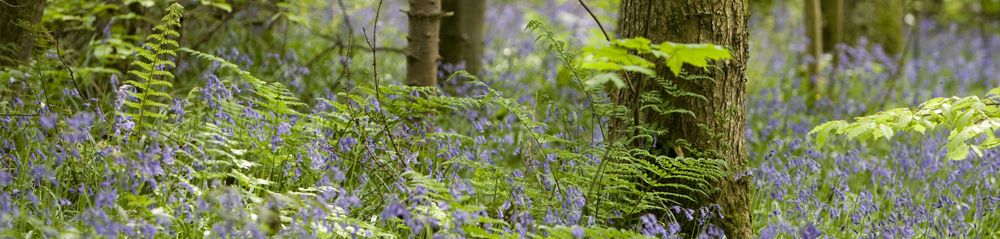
(52, 33), (104, 116)
(363, 0), (405, 166)
(304, 39), (403, 69)
(337, 0), (355, 36)
(577, 0), (610, 41)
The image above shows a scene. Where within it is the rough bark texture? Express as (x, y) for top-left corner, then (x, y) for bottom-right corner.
(406, 0), (443, 86)
(439, 0), (485, 76)
(614, 0), (751, 237)
(822, 0), (904, 55)
(0, 0), (46, 67)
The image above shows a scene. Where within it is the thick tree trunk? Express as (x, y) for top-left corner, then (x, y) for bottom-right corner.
(439, 0), (486, 77)
(0, 0), (46, 67)
(406, 0), (444, 87)
(614, 0), (750, 237)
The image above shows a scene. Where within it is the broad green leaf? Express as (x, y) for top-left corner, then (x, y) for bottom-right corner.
(659, 43), (733, 75)
(809, 120), (847, 149)
(580, 61), (622, 71)
(586, 73), (625, 89)
(946, 143), (970, 160)
(877, 124), (894, 140)
(614, 37), (653, 52)
(989, 87), (1000, 97)
(621, 65), (656, 77)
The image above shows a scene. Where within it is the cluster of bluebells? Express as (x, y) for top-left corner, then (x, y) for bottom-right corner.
(3, 1), (997, 239)
(748, 4), (1000, 238)
(1, 40), (718, 238)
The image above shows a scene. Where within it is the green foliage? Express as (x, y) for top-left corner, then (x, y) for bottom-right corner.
(527, 21), (728, 221)
(0, 1), (739, 238)
(577, 36), (732, 88)
(812, 87), (1000, 160)
(118, 3), (183, 135)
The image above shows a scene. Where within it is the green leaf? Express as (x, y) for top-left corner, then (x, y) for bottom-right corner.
(912, 124), (927, 134)
(989, 87), (1000, 97)
(621, 65), (656, 77)
(613, 37), (653, 52)
(586, 73), (626, 89)
(580, 61), (622, 71)
(847, 122), (875, 139)
(877, 124), (894, 140)
(201, 0), (232, 12)
(946, 143), (970, 160)
(660, 42), (732, 76)
(810, 120), (846, 149)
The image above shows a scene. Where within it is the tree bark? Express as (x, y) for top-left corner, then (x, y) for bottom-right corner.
(614, 0), (751, 237)
(406, 0), (444, 87)
(439, 0), (486, 77)
(0, 0), (46, 67)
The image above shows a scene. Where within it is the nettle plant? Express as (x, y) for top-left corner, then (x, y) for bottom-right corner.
(812, 87), (1000, 160)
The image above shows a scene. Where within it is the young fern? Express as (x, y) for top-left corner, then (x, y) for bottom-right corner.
(120, 3), (184, 135)
(179, 47), (308, 116)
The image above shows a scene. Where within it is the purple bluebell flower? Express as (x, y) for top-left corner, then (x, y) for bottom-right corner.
(39, 113), (57, 130)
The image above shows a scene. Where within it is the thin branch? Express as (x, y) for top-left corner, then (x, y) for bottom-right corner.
(577, 0), (610, 41)
(363, 0), (405, 166)
(52, 33), (104, 116)
(337, 0), (355, 36)
(304, 39), (403, 70)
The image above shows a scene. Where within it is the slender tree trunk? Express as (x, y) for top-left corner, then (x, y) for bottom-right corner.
(824, 0), (903, 55)
(406, 0), (444, 87)
(439, 0), (486, 77)
(979, 0), (994, 88)
(0, 0), (46, 67)
(821, 0), (844, 66)
(805, 0), (824, 95)
(614, 0), (751, 237)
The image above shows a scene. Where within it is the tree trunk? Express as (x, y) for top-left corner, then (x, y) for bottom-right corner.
(614, 0), (750, 237)
(0, 0), (46, 67)
(805, 0), (825, 95)
(439, 0), (486, 77)
(406, 0), (444, 87)
(822, 0), (904, 55)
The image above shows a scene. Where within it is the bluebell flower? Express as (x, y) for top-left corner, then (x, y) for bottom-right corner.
(571, 225), (585, 239)
(39, 113), (57, 130)
(0, 171), (11, 186)
(799, 223), (822, 239)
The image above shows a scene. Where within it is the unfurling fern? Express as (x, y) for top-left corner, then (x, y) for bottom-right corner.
(119, 3), (184, 135)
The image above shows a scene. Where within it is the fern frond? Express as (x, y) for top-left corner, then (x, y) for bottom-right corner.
(118, 3), (184, 135)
